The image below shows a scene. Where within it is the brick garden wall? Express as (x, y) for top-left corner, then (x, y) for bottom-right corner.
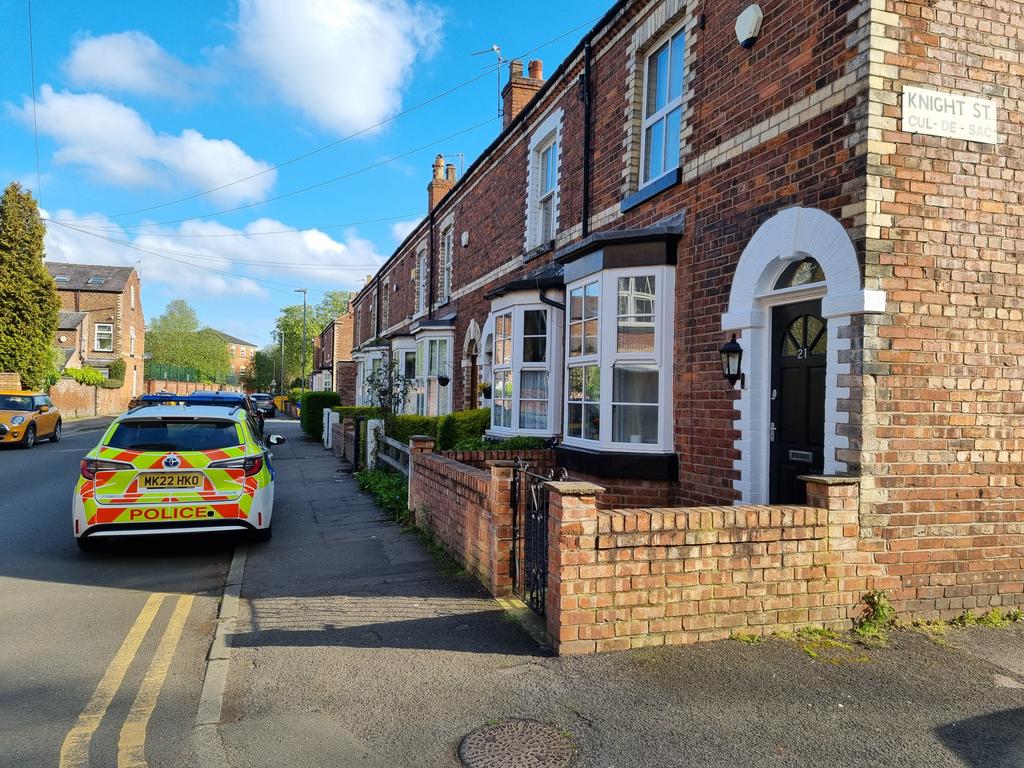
(409, 437), (515, 597)
(546, 477), (881, 654)
(50, 377), (133, 417)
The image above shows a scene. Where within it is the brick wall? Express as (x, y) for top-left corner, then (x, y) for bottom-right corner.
(0, 373), (21, 389)
(50, 377), (132, 417)
(854, 0), (1024, 618)
(409, 437), (515, 596)
(336, 360), (357, 406)
(546, 477), (878, 654)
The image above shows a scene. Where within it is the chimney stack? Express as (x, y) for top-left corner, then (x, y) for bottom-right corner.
(427, 154), (457, 211)
(501, 58), (545, 129)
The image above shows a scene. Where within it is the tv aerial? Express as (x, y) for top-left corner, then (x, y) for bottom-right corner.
(472, 44), (506, 118)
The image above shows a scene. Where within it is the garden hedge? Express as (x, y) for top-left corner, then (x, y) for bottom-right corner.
(435, 408), (490, 450)
(387, 415), (441, 445)
(300, 390), (341, 440)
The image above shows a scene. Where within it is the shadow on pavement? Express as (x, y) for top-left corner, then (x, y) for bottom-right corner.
(935, 708), (1024, 768)
(229, 610), (546, 656)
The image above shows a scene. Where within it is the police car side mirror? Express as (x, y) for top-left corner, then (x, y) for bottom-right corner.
(267, 434), (286, 446)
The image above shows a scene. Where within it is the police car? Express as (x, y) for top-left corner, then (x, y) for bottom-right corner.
(73, 395), (285, 551)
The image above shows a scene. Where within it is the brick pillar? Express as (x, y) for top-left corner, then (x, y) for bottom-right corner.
(487, 460), (515, 596)
(544, 480), (605, 656)
(407, 436), (436, 527)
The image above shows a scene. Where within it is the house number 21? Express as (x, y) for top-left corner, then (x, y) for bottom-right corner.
(795, 347), (809, 359)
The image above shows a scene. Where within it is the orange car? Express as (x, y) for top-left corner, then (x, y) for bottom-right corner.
(0, 391), (62, 448)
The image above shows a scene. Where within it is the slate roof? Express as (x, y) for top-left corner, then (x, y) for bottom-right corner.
(46, 262), (135, 292)
(210, 329), (257, 347)
(57, 310), (87, 330)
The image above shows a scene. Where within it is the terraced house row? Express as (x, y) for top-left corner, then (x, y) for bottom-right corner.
(348, 0), (1023, 641)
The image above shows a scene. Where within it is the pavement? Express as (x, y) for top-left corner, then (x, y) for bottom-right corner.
(215, 420), (1024, 768)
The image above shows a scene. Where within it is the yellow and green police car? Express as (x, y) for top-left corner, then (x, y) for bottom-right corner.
(73, 397), (285, 551)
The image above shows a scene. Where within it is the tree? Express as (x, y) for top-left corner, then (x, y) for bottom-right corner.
(0, 182), (60, 389)
(273, 289), (352, 386)
(239, 348), (276, 392)
(146, 299), (231, 381)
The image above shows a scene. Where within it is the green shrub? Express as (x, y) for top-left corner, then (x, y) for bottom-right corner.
(98, 378), (125, 389)
(387, 415), (441, 445)
(355, 469), (409, 523)
(287, 387), (304, 404)
(300, 390), (341, 439)
(64, 367), (106, 386)
(436, 408), (490, 450)
(451, 435), (549, 451)
(108, 358), (126, 381)
(332, 405), (379, 420)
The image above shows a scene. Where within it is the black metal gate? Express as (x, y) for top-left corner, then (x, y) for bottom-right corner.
(511, 459), (566, 616)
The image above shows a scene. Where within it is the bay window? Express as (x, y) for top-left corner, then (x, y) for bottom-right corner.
(562, 267), (674, 452)
(488, 296), (562, 436)
(414, 335), (452, 416)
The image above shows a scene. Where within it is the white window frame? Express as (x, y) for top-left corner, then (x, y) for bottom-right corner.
(94, 323), (113, 352)
(130, 285), (136, 310)
(487, 292), (563, 437)
(129, 326), (136, 357)
(524, 109), (563, 252)
(413, 332), (453, 417)
(381, 276), (390, 328)
(537, 138), (557, 244)
(640, 25), (686, 187)
(391, 337), (417, 415)
(439, 226), (453, 303)
(562, 266), (675, 453)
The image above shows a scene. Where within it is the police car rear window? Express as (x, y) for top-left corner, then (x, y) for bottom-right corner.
(107, 420), (241, 451)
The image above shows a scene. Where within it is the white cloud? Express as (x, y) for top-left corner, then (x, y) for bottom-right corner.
(390, 218), (421, 244)
(64, 31), (196, 100)
(41, 210), (387, 302)
(236, 0), (444, 135)
(9, 86), (275, 205)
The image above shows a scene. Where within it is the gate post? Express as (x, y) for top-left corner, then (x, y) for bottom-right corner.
(487, 460), (515, 597)
(543, 481), (604, 656)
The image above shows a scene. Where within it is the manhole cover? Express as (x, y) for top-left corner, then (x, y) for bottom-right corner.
(459, 720), (572, 768)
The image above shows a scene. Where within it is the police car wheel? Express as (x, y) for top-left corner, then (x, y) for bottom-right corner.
(76, 536), (98, 552)
(250, 524), (272, 542)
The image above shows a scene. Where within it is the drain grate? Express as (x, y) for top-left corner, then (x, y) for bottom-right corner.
(459, 720), (573, 768)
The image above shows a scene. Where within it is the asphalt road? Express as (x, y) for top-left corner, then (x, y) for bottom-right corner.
(0, 419), (233, 767)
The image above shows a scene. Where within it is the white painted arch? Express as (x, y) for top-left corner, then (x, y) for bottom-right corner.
(721, 207), (885, 504)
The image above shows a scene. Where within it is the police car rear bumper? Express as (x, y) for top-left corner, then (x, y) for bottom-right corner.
(78, 519), (261, 538)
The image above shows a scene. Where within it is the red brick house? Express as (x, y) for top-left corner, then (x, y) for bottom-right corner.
(312, 313), (355, 401)
(349, 0), (1023, 627)
(211, 330), (257, 377)
(46, 262), (145, 399)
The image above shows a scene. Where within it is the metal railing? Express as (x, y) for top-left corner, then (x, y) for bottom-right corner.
(145, 362), (239, 386)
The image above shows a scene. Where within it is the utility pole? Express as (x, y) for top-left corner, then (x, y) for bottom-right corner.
(295, 288), (308, 394)
(278, 329), (285, 395)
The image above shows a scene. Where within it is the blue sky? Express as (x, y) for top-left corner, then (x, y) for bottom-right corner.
(0, 0), (601, 346)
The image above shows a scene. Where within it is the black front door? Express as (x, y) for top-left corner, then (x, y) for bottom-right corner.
(769, 300), (826, 504)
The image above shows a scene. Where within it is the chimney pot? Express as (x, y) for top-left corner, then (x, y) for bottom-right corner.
(501, 58), (545, 129)
(509, 59), (523, 79)
(427, 154), (456, 211)
(528, 59), (543, 80)
(432, 154), (445, 180)
(445, 163), (457, 183)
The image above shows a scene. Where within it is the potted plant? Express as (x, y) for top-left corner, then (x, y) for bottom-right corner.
(478, 381), (492, 399)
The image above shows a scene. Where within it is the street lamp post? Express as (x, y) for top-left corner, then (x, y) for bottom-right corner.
(295, 288), (308, 395)
(278, 329), (285, 395)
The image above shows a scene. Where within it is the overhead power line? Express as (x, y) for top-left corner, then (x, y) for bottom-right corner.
(55, 213), (420, 239)
(52, 14), (604, 224)
(54, 117), (497, 230)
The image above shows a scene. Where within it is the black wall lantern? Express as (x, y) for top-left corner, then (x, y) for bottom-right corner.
(719, 334), (744, 387)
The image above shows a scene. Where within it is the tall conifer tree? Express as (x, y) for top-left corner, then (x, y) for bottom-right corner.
(0, 183), (59, 389)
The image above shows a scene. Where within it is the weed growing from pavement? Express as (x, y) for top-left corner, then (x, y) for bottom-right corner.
(853, 590), (898, 647)
(795, 627), (871, 664)
(910, 619), (949, 645)
(732, 632), (766, 645)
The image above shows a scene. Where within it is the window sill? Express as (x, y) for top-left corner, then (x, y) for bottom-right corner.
(620, 168), (681, 213)
(524, 240), (555, 263)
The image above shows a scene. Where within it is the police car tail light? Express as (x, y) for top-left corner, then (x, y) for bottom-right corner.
(81, 458), (132, 480)
(209, 456), (263, 477)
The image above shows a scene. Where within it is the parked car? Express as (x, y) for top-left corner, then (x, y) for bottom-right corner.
(73, 401), (286, 550)
(250, 393), (276, 418)
(0, 391), (61, 448)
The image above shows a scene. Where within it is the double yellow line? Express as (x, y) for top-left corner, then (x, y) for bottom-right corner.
(59, 592), (194, 768)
